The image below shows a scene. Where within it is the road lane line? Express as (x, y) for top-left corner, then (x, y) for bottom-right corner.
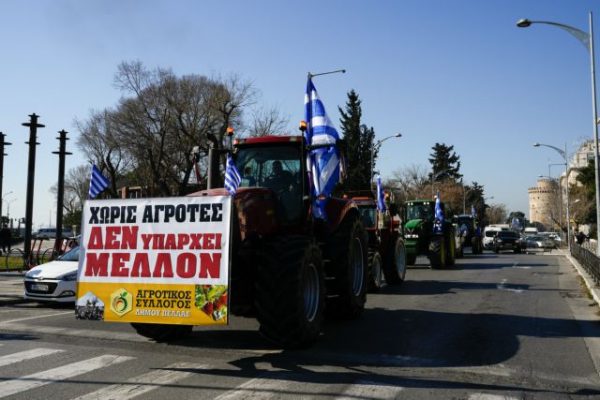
(72, 362), (207, 400)
(0, 348), (64, 367)
(497, 279), (523, 293)
(2, 311), (73, 324)
(0, 354), (134, 398)
(336, 380), (404, 399)
(469, 393), (520, 400)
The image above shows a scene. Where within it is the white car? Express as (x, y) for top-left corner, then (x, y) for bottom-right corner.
(23, 246), (80, 303)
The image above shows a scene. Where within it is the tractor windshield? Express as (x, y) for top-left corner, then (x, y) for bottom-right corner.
(407, 203), (433, 221)
(358, 205), (377, 229)
(234, 144), (303, 222)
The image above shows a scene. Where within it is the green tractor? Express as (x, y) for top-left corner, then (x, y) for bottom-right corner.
(403, 199), (458, 268)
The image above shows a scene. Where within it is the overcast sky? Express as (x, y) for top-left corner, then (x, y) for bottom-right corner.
(1, 0), (598, 227)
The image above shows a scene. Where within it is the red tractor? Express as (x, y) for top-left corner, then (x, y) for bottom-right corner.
(352, 193), (407, 291)
(132, 135), (368, 348)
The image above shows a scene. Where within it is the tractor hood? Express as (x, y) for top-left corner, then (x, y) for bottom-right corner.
(405, 219), (424, 231)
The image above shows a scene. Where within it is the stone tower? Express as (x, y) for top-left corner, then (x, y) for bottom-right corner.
(528, 178), (559, 230)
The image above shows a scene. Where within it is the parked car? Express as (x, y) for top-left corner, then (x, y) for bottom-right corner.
(23, 245), (80, 303)
(524, 235), (556, 250)
(493, 230), (523, 253)
(33, 228), (74, 239)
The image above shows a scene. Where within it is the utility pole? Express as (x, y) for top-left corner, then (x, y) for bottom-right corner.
(53, 130), (71, 254)
(22, 114), (44, 267)
(0, 133), (12, 221)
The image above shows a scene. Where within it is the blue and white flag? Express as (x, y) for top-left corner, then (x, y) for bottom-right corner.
(433, 192), (444, 234)
(435, 193), (444, 221)
(471, 205), (476, 217)
(376, 175), (386, 212)
(88, 164), (109, 199)
(304, 78), (341, 219)
(224, 154), (241, 195)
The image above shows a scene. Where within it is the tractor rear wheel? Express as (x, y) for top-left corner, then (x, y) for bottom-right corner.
(446, 232), (456, 266)
(130, 323), (192, 342)
(383, 237), (407, 285)
(429, 237), (446, 269)
(368, 251), (384, 292)
(255, 236), (325, 348)
(327, 215), (368, 319)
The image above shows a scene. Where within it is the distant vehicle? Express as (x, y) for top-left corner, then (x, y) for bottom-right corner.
(23, 245), (80, 303)
(483, 225), (509, 249)
(524, 235), (555, 251)
(33, 228), (74, 239)
(493, 230), (523, 253)
(523, 227), (539, 236)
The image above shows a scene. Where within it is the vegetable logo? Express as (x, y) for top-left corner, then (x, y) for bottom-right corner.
(109, 289), (133, 317)
(195, 285), (228, 321)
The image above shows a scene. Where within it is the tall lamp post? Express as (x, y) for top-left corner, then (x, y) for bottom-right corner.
(518, 14), (599, 253)
(533, 142), (571, 248)
(370, 133), (402, 189)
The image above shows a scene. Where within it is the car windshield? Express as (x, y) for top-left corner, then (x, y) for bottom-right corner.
(485, 231), (498, 237)
(59, 246), (80, 262)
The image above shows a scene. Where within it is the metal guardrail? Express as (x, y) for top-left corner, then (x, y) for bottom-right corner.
(571, 239), (600, 285)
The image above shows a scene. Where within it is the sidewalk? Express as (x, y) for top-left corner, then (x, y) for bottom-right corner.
(0, 271), (27, 306)
(561, 247), (600, 306)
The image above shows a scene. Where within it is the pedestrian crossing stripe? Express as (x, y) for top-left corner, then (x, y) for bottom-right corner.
(0, 354), (134, 398)
(71, 362), (208, 400)
(0, 348), (63, 367)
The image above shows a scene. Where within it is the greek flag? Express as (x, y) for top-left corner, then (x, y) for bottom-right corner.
(88, 164), (109, 199)
(304, 78), (341, 219)
(376, 175), (386, 212)
(224, 154), (241, 195)
(435, 192), (444, 223)
(471, 205), (476, 217)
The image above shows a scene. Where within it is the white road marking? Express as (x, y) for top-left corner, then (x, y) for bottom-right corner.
(72, 362), (207, 400)
(336, 380), (403, 399)
(512, 262), (531, 269)
(497, 279), (523, 293)
(214, 377), (279, 400)
(2, 310), (73, 324)
(0, 354), (134, 398)
(0, 348), (64, 367)
(469, 393), (520, 400)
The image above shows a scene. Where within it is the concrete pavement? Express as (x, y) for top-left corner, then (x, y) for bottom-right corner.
(0, 271), (26, 305)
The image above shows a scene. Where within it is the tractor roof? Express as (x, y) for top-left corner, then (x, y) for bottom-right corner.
(234, 135), (304, 146)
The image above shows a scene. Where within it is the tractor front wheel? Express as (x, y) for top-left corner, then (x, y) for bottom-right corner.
(383, 237), (407, 285)
(255, 236), (325, 348)
(327, 215), (368, 319)
(429, 237), (446, 269)
(368, 251), (385, 292)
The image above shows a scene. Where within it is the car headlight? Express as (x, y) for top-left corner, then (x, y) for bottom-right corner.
(496, 239), (503, 243)
(60, 272), (78, 281)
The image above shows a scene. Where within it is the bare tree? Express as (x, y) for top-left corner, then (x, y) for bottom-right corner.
(486, 203), (508, 225)
(245, 106), (290, 137)
(75, 109), (127, 197)
(386, 164), (430, 204)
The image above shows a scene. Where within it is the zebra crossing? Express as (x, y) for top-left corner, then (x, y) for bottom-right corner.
(0, 344), (528, 399)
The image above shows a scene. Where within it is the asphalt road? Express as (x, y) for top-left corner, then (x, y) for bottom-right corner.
(1, 250), (600, 399)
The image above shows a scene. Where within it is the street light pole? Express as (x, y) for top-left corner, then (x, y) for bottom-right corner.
(533, 142), (571, 249)
(370, 133), (402, 190)
(518, 13), (599, 254)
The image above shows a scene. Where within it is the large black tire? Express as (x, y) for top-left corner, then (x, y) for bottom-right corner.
(255, 236), (325, 348)
(327, 215), (368, 319)
(383, 237), (407, 285)
(429, 237), (446, 269)
(406, 252), (417, 266)
(367, 251), (385, 292)
(471, 237), (482, 254)
(446, 233), (456, 266)
(130, 323), (192, 342)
